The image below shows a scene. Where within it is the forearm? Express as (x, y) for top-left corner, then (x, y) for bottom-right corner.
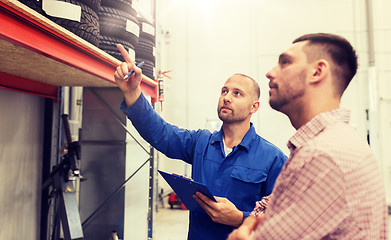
(231, 210), (244, 227)
(123, 86), (142, 108)
(241, 215), (257, 229)
(227, 215), (258, 240)
(120, 94), (195, 161)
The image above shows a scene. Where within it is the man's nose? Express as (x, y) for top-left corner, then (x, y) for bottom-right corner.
(223, 93), (232, 103)
(266, 66), (277, 81)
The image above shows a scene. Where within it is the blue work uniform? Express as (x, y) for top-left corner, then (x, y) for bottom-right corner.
(120, 94), (287, 240)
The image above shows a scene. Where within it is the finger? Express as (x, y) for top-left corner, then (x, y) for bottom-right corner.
(193, 194), (213, 213)
(194, 194), (208, 208)
(115, 66), (128, 84)
(195, 192), (217, 206)
(114, 70), (122, 82)
(120, 62), (130, 78)
(227, 230), (236, 240)
(228, 228), (250, 240)
(117, 44), (134, 64)
(134, 64), (143, 77)
(115, 65), (124, 79)
(249, 214), (265, 232)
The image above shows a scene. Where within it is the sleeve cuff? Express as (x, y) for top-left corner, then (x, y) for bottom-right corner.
(242, 211), (251, 222)
(119, 93), (146, 117)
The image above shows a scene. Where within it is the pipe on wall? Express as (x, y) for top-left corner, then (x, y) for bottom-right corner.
(365, 0), (381, 165)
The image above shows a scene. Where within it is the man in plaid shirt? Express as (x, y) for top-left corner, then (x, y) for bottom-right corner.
(228, 33), (388, 239)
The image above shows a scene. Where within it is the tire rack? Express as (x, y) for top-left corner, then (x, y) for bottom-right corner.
(0, 0), (158, 239)
(0, 0), (157, 99)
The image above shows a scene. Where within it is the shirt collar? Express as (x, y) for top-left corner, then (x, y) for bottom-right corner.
(210, 123), (257, 151)
(288, 108), (350, 151)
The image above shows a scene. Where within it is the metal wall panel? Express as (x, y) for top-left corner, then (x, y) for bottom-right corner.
(80, 87), (126, 240)
(0, 88), (44, 239)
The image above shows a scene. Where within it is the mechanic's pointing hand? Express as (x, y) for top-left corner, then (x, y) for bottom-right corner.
(114, 44), (143, 107)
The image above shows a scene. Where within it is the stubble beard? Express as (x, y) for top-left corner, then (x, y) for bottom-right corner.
(218, 106), (250, 124)
(269, 73), (307, 113)
(270, 87), (306, 112)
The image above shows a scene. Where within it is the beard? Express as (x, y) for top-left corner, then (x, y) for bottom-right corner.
(269, 85), (305, 111)
(217, 107), (249, 124)
(269, 70), (307, 112)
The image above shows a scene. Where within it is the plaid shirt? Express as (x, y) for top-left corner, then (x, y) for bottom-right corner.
(250, 108), (388, 239)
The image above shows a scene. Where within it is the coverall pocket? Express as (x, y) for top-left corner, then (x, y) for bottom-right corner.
(231, 166), (267, 184)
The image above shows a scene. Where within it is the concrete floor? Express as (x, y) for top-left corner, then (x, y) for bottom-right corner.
(154, 206), (189, 240)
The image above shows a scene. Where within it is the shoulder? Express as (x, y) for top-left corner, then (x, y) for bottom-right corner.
(190, 128), (215, 142)
(303, 122), (374, 173)
(317, 122), (371, 158)
(242, 134), (287, 171)
(253, 134), (287, 158)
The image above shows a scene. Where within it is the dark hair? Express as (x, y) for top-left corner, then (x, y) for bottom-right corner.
(293, 33), (358, 94)
(234, 73), (260, 100)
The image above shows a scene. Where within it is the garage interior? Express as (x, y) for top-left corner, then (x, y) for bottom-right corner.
(0, 0), (390, 239)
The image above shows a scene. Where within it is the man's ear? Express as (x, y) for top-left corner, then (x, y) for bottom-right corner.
(310, 59), (329, 84)
(250, 101), (260, 114)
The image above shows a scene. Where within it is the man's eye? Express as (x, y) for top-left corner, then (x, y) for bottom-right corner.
(280, 59), (289, 65)
(222, 90), (228, 94)
(234, 91), (241, 96)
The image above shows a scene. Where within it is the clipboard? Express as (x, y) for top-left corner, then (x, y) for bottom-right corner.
(158, 170), (217, 211)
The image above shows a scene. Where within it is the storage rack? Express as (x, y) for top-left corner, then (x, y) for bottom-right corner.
(0, 0), (158, 239)
(0, 0), (157, 101)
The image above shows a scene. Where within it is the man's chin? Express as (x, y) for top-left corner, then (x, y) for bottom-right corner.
(269, 100), (282, 111)
(218, 114), (231, 122)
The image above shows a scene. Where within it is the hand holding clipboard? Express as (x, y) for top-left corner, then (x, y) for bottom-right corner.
(158, 170), (217, 212)
(159, 170), (246, 227)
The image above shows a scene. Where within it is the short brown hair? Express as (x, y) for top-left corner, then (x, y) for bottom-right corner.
(293, 33), (358, 95)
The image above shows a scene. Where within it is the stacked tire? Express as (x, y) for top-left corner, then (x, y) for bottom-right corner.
(18, 0), (101, 46)
(135, 17), (156, 80)
(18, 0), (156, 80)
(98, 0), (139, 63)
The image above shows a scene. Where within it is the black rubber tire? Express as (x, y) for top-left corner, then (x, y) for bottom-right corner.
(99, 6), (139, 46)
(101, 49), (126, 62)
(99, 35), (135, 62)
(138, 17), (155, 43)
(101, 0), (136, 16)
(99, 5), (132, 19)
(79, 0), (101, 13)
(18, 0), (45, 14)
(135, 38), (155, 62)
(136, 58), (155, 80)
(18, 0), (100, 46)
(48, 0), (100, 46)
(99, 35), (134, 53)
